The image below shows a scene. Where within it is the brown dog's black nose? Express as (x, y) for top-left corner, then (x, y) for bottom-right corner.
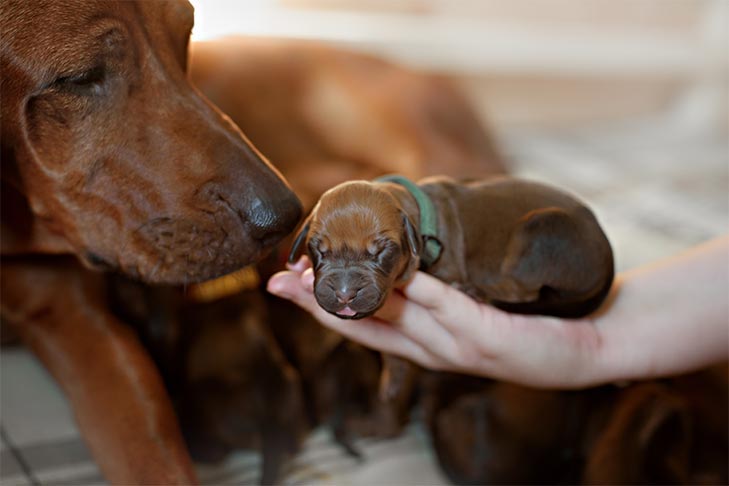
(244, 192), (302, 247)
(196, 176), (302, 251)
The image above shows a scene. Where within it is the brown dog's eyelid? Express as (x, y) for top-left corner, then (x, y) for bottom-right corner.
(44, 27), (130, 95)
(53, 65), (106, 87)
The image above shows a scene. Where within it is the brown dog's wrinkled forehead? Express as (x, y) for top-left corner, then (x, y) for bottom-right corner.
(1, 0), (193, 63)
(309, 181), (404, 251)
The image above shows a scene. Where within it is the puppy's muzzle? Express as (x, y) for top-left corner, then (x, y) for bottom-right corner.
(314, 268), (385, 319)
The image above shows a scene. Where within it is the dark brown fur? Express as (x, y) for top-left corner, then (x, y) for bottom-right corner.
(422, 366), (728, 485)
(266, 298), (418, 456)
(107, 276), (312, 485)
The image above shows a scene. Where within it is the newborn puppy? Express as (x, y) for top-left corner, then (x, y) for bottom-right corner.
(289, 175), (614, 319)
(290, 180), (421, 319)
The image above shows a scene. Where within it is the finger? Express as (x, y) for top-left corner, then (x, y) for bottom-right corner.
(400, 272), (466, 311)
(267, 270), (305, 300)
(268, 271), (435, 365)
(301, 268), (315, 291)
(285, 255), (311, 273)
(399, 272), (488, 336)
(373, 291), (463, 365)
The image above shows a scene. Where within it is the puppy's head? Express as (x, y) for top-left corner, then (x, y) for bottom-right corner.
(1, 0), (301, 284)
(290, 181), (421, 319)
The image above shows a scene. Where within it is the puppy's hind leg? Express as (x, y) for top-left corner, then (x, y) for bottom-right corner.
(484, 207), (611, 317)
(332, 412), (364, 460)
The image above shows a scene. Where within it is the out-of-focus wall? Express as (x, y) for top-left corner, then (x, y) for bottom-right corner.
(189, 0), (727, 130)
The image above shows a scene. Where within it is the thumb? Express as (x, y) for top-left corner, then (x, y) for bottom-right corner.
(267, 270), (311, 303)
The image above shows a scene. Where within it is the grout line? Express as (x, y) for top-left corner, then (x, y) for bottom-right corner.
(0, 425), (41, 486)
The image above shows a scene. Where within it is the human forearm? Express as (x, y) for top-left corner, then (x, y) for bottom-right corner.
(592, 235), (729, 384)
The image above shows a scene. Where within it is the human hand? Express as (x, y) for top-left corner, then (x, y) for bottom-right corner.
(267, 256), (607, 388)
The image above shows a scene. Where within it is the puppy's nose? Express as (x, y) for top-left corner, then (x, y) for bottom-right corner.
(335, 286), (358, 304)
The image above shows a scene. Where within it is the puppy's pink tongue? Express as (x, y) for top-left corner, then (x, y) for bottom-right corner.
(337, 306), (357, 317)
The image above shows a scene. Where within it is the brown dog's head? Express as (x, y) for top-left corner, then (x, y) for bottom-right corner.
(289, 181), (421, 319)
(0, 0), (301, 284)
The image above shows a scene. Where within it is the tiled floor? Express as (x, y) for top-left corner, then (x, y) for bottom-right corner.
(1, 112), (727, 485)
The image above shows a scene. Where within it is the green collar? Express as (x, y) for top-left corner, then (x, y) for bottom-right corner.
(375, 175), (443, 268)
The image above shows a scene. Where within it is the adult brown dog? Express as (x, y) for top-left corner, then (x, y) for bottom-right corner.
(289, 176), (614, 320)
(1, 1), (301, 484)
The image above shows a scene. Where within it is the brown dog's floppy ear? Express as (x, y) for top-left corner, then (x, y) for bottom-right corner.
(287, 216), (311, 264)
(402, 213), (421, 258)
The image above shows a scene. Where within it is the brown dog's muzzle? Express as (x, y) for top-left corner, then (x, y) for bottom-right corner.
(124, 170), (301, 284)
(76, 104), (303, 284)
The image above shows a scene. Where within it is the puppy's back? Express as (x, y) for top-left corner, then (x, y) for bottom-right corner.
(423, 176), (614, 317)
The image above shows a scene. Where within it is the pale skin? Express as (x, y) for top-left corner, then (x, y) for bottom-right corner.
(267, 235), (729, 389)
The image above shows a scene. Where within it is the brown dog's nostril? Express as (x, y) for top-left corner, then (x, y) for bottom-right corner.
(335, 287), (358, 304)
(245, 194), (302, 247)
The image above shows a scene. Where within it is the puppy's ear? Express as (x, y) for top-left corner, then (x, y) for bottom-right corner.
(402, 214), (421, 258)
(288, 216), (311, 264)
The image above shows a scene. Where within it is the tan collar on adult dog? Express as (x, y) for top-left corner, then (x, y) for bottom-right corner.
(186, 265), (261, 302)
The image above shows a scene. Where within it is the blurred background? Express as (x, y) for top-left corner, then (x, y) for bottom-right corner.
(2, 1), (727, 484)
(189, 0), (726, 129)
(186, 0), (728, 269)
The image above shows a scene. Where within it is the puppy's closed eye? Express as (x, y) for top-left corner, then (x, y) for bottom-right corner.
(373, 241), (401, 271)
(367, 238), (390, 257)
(308, 238), (329, 264)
